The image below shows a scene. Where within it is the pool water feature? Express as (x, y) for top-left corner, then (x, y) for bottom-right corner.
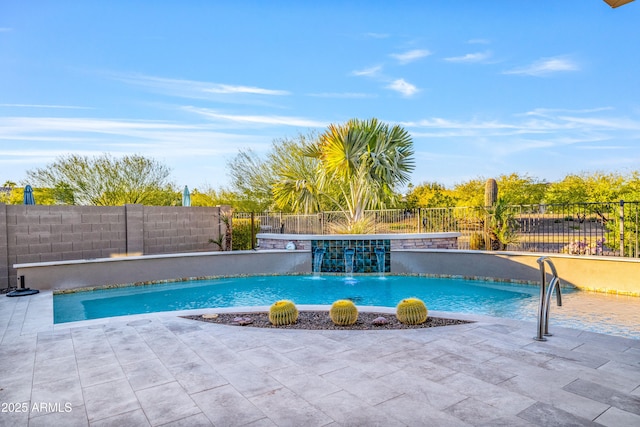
(53, 275), (640, 339)
(344, 248), (355, 276)
(312, 248), (325, 274)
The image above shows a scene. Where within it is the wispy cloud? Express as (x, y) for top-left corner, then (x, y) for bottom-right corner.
(363, 32), (389, 39)
(351, 65), (383, 77)
(183, 107), (328, 127)
(203, 84), (288, 96)
(386, 79), (419, 97)
(0, 27), (12, 32)
(111, 73), (290, 100)
(0, 116), (270, 158)
(0, 103), (94, 110)
(523, 107), (614, 116)
(503, 56), (579, 76)
(444, 51), (492, 63)
(390, 49), (432, 64)
(307, 92), (377, 99)
(468, 38), (490, 44)
(402, 108), (640, 161)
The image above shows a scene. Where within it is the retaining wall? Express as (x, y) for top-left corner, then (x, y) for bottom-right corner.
(16, 251), (309, 291)
(0, 204), (230, 289)
(392, 250), (640, 296)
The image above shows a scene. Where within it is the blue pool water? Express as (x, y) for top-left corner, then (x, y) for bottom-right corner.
(53, 275), (640, 339)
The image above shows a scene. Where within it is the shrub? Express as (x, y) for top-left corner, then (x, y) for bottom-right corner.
(268, 300), (298, 326)
(329, 300), (358, 326)
(231, 218), (260, 250)
(469, 232), (485, 250)
(396, 297), (428, 325)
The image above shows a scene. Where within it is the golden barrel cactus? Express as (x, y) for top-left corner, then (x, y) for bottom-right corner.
(268, 300), (299, 326)
(396, 297), (428, 325)
(329, 299), (358, 326)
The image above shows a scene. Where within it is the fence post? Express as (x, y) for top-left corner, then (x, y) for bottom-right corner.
(619, 200), (625, 256)
(251, 212), (255, 250)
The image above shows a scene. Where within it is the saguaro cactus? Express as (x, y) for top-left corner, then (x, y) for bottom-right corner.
(484, 178), (498, 208)
(484, 178), (499, 250)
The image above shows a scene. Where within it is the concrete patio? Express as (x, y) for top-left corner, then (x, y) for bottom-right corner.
(1, 291), (639, 426)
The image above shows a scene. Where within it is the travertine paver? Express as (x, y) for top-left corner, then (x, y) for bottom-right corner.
(0, 290), (639, 427)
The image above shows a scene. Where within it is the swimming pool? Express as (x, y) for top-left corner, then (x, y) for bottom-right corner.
(53, 275), (640, 339)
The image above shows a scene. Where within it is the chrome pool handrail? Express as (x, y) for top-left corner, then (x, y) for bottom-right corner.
(535, 256), (563, 341)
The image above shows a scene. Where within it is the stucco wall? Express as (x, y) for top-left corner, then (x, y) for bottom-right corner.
(16, 251), (310, 291)
(13, 248), (640, 295)
(392, 250), (640, 296)
(1, 204), (229, 289)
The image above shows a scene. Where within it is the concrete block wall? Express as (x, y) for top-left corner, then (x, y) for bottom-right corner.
(1, 204), (227, 289)
(142, 206), (221, 254)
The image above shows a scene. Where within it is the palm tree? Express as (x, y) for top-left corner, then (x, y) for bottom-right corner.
(278, 118), (414, 233)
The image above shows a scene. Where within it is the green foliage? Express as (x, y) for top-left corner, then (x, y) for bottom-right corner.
(485, 198), (519, 250)
(268, 300), (299, 325)
(302, 118), (415, 232)
(449, 173), (547, 208)
(226, 149), (277, 211)
(496, 173), (547, 205)
(405, 182), (456, 208)
(272, 135), (324, 213)
(226, 122), (413, 221)
(25, 153), (175, 206)
(327, 215), (376, 234)
(329, 299), (358, 326)
(544, 172), (625, 205)
(396, 297), (428, 325)
(452, 179), (485, 207)
(469, 232), (485, 250)
(230, 218), (259, 250)
(0, 184), (59, 205)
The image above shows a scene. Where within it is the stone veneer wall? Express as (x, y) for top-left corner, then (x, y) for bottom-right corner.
(258, 239), (313, 250)
(257, 236), (458, 251)
(0, 204), (230, 289)
(390, 237), (458, 250)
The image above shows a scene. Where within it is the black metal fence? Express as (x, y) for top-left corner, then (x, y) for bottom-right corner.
(233, 201), (640, 257)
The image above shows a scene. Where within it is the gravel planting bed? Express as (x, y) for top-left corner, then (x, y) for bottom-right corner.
(183, 311), (473, 330)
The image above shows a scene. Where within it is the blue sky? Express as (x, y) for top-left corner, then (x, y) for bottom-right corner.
(1, 1), (639, 191)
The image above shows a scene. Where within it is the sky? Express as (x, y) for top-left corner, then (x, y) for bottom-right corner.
(1, 1), (639, 192)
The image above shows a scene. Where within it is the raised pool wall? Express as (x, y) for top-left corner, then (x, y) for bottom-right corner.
(13, 236), (640, 295)
(15, 250), (310, 291)
(393, 250), (640, 296)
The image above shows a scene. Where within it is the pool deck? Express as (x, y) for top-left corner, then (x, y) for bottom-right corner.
(1, 291), (639, 426)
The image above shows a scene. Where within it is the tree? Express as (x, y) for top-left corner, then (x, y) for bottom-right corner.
(272, 136), (325, 213)
(496, 173), (547, 205)
(226, 132), (326, 212)
(621, 171), (640, 201)
(452, 179), (484, 207)
(544, 172), (624, 205)
(226, 149), (276, 211)
(291, 118), (415, 232)
(25, 153), (175, 206)
(405, 182), (456, 208)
